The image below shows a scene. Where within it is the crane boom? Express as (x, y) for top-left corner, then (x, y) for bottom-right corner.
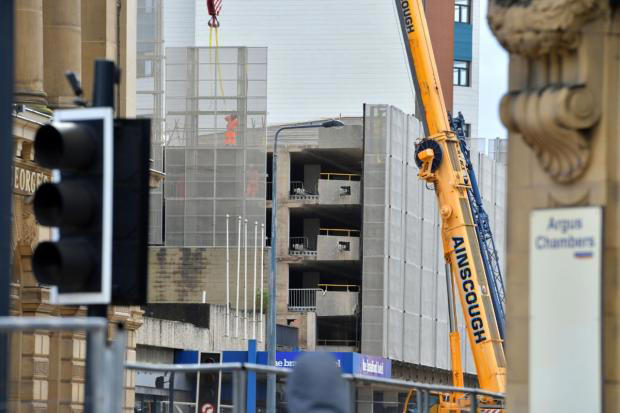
(451, 112), (506, 341)
(395, 0), (507, 393)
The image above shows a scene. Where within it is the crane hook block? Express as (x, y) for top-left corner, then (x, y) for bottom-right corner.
(415, 139), (442, 172)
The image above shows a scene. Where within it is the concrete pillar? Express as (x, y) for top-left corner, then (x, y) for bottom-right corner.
(383, 391), (399, 412)
(306, 312), (316, 351)
(43, 0), (82, 108)
(276, 262), (290, 323)
(357, 387), (374, 413)
(15, 0), (47, 105)
(274, 149), (291, 323)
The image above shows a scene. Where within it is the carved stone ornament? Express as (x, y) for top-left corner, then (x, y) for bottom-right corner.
(488, 0), (607, 57)
(489, 0), (607, 183)
(500, 85), (600, 183)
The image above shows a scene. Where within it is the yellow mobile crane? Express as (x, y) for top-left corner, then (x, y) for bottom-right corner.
(394, 0), (507, 410)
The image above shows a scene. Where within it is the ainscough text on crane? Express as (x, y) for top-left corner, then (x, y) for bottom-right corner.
(399, 0), (414, 33)
(453, 237), (487, 344)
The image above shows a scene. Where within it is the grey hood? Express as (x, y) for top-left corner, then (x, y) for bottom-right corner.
(285, 352), (350, 413)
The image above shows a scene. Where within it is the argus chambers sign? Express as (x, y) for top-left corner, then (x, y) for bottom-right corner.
(529, 206), (602, 412)
(12, 160), (51, 196)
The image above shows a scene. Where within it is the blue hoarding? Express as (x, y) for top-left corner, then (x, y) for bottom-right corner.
(222, 351), (391, 378)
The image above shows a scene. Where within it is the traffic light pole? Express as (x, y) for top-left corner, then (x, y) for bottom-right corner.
(0, 0), (15, 409)
(84, 61), (115, 413)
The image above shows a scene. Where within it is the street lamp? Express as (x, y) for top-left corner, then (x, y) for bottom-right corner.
(266, 119), (345, 413)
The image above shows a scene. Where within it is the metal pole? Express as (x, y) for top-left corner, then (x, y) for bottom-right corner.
(244, 218), (248, 340)
(260, 224), (265, 342)
(85, 306), (107, 413)
(236, 216), (241, 338)
(348, 380), (356, 413)
(109, 326), (127, 413)
(85, 327), (106, 413)
(0, 0), (14, 408)
(226, 214), (230, 337)
(232, 370), (247, 413)
(266, 128), (281, 413)
(416, 389), (422, 413)
(168, 372), (175, 413)
(195, 351), (201, 413)
(469, 391), (478, 413)
(253, 221), (258, 340)
(216, 364), (223, 413)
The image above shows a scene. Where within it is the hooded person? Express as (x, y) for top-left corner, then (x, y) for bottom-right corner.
(285, 352), (351, 413)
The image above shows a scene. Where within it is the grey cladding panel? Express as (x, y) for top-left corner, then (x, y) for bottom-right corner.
(361, 105), (506, 376)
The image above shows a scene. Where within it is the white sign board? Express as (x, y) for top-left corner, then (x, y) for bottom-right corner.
(530, 206), (602, 412)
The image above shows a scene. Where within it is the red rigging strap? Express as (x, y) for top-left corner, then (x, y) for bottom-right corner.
(207, 0), (222, 27)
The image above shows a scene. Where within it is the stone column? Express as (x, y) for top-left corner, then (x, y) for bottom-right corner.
(119, 0), (136, 117)
(80, 0), (136, 116)
(80, 0), (116, 102)
(14, 0), (47, 105)
(43, 0), (82, 108)
(488, 1), (620, 411)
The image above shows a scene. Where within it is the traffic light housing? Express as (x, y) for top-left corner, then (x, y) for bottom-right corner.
(111, 119), (150, 305)
(32, 107), (114, 304)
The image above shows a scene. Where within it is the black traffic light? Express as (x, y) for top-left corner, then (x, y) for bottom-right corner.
(111, 119), (150, 305)
(32, 108), (114, 304)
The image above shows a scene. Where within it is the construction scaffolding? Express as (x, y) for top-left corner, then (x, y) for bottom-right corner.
(163, 47), (268, 247)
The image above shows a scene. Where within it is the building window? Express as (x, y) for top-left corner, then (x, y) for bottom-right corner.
(453, 60), (470, 87)
(455, 0), (471, 24)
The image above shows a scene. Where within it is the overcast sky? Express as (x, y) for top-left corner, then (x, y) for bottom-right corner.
(191, 0), (510, 138)
(477, 0), (509, 139)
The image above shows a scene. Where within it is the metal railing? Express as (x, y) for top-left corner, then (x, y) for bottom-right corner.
(289, 181), (319, 200)
(319, 228), (361, 237)
(319, 172), (361, 181)
(125, 361), (505, 413)
(0, 313), (506, 413)
(318, 283), (360, 292)
(288, 288), (321, 311)
(289, 236), (317, 256)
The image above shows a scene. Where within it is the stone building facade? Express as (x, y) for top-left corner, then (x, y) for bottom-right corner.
(488, 0), (620, 411)
(8, 1), (153, 412)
